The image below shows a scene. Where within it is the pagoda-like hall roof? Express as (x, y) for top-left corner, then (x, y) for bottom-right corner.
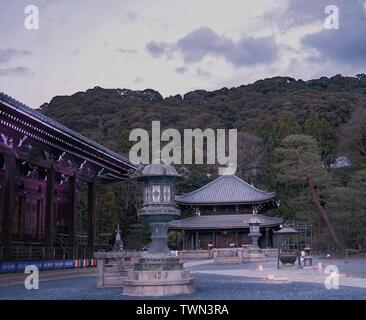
(169, 214), (283, 230)
(175, 175), (276, 205)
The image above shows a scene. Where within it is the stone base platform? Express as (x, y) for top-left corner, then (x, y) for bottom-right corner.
(98, 266), (128, 288)
(95, 251), (131, 288)
(242, 249), (267, 263)
(213, 248), (243, 264)
(123, 269), (195, 296)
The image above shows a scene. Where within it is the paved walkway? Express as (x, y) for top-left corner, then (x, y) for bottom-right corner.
(193, 267), (366, 289)
(190, 257), (366, 289)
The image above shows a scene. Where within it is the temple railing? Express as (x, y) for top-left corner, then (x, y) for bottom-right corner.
(0, 234), (113, 262)
(53, 233), (112, 247)
(0, 245), (112, 262)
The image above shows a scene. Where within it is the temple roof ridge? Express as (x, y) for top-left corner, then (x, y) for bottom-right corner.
(175, 174), (276, 205)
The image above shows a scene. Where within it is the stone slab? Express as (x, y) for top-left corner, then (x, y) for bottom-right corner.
(123, 269), (195, 296)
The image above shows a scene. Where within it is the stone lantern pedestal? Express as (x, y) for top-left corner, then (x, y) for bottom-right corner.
(123, 162), (195, 296)
(243, 217), (267, 263)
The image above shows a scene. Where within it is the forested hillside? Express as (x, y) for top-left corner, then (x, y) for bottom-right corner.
(39, 74), (366, 251)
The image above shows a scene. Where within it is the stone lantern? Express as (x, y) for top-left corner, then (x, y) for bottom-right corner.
(123, 161), (195, 296)
(242, 215), (266, 262)
(137, 162), (180, 259)
(248, 217), (261, 249)
(114, 224), (124, 252)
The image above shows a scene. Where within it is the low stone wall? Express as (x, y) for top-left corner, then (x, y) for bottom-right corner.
(174, 249), (278, 261)
(94, 251), (143, 288)
(175, 250), (211, 261)
(123, 251), (143, 267)
(213, 248), (242, 264)
(262, 249), (278, 258)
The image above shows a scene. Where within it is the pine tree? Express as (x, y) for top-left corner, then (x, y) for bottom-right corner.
(303, 112), (336, 158)
(276, 114), (302, 143)
(275, 134), (344, 253)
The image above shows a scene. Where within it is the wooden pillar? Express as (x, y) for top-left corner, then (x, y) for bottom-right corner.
(18, 196), (25, 241)
(265, 228), (270, 248)
(87, 179), (96, 253)
(68, 174), (77, 251)
(235, 230), (238, 247)
(1, 153), (15, 260)
(182, 230), (185, 250)
(0, 174), (3, 243)
(213, 231), (216, 248)
(195, 231), (199, 250)
(44, 166), (55, 249)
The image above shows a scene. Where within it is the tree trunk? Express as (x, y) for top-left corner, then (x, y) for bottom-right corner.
(293, 147), (344, 254)
(307, 176), (344, 253)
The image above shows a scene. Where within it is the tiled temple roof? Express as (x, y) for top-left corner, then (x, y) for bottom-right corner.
(175, 175), (276, 205)
(169, 214), (283, 230)
(0, 92), (138, 171)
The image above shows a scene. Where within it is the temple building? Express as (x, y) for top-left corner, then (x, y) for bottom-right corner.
(0, 92), (138, 262)
(169, 175), (283, 250)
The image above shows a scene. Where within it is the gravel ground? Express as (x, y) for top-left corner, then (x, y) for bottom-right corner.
(0, 271), (365, 300)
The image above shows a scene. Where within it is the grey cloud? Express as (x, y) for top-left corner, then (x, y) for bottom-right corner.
(301, 1), (366, 64)
(0, 66), (34, 77)
(146, 27), (278, 67)
(0, 49), (31, 64)
(196, 67), (211, 79)
(116, 48), (137, 54)
(146, 41), (171, 58)
(175, 66), (188, 74)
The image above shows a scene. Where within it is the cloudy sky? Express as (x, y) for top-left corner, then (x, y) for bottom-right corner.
(1, 0), (366, 107)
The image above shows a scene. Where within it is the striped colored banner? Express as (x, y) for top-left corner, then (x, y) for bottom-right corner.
(0, 258), (96, 273)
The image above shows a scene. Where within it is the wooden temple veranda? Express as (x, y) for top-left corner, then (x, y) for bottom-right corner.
(0, 92), (138, 262)
(170, 175), (283, 250)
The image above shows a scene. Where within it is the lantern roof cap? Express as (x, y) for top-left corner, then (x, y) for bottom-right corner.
(274, 226), (299, 235)
(138, 160), (180, 178)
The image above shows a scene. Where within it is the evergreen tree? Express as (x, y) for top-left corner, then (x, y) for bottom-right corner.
(275, 134), (344, 252)
(276, 114), (302, 143)
(327, 170), (366, 250)
(303, 112), (336, 158)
